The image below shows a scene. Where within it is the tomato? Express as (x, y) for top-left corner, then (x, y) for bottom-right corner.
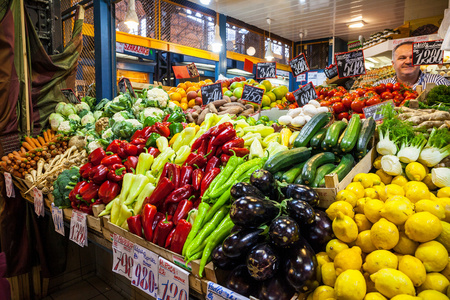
(320, 100), (332, 107)
(356, 88), (366, 96)
(337, 86), (347, 93)
(327, 89), (336, 97)
(288, 103), (298, 109)
(392, 82), (402, 91)
(342, 96), (353, 109)
(381, 91), (393, 100)
(391, 90), (400, 97)
(364, 91), (377, 98)
(393, 95), (404, 106)
(332, 102), (345, 114)
(318, 94), (325, 100)
(285, 92), (296, 103)
(334, 91), (344, 98)
(366, 96), (381, 107)
(385, 82), (394, 92)
(330, 96), (342, 104)
(351, 99), (366, 113)
(352, 112), (365, 119)
(375, 83), (386, 95)
(403, 91), (417, 99)
(337, 112), (350, 120)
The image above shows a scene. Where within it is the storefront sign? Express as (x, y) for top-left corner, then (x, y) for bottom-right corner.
(256, 62), (276, 79)
(289, 53), (309, 77)
(51, 203), (65, 236)
(241, 85), (264, 105)
(158, 257), (189, 300)
(201, 82), (222, 105)
(413, 40), (444, 65)
(362, 100), (394, 121)
(347, 40), (363, 51)
(33, 187), (44, 217)
(112, 233), (135, 281)
(324, 64), (338, 79)
(335, 49), (366, 78)
(132, 245), (159, 298)
(116, 42), (150, 57)
(294, 82), (318, 106)
(205, 281), (249, 300)
(69, 210), (88, 247)
(61, 89), (80, 104)
(4, 172), (14, 198)
(118, 77), (136, 98)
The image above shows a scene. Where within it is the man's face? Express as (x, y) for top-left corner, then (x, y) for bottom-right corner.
(392, 44), (420, 78)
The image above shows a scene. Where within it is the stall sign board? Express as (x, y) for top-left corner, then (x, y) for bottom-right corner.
(132, 245), (159, 298)
(289, 53), (310, 77)
(293, 82), (318, 106)
(118, 77), (136, 98)
(61, 89), (80, 104)
(205, 281), (249, 300)
(69, 210), (88, 247)
(413, 40), (444, 65)
(112, 233), (135, 281)
(4, 172), (14, 198)
(33, 187), (44, 217)
(201, 83), (222, 105)
(51, 203), (65, 236)
(187, 63), (200, 78)
(158, 257), (189, 300)
(241, 85), (264, 105)
(362, 100), (394, 121)
(335, 50), (366, 78)
(256, 62), (277, 79)
(324, 64), (338, 79)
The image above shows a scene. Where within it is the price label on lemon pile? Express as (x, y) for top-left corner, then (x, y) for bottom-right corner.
(206, 281), (249, 300)
(131, 244), (158, 298)
(158, 257), (189, 300)
(33, 187), (44, 217)
(69, 210), (88, 247)
(112, 233), (135, 281)
(51, 203), (65, 236)
(4, 172), (14, 198)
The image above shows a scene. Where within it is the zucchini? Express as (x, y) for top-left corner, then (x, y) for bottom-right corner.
(294, 173), (303, 185)
(293, 113), (330, 148)
(331, 131), (346, 156)
(356, 117), (376, 159)
(301, 152), (336, 185)
(323, 121), (347, 149)
(311, 163), (336, 187)
(339, 114), (362, 152)
(319, 154), (355, 186)
(280, 161), (307, 183)
(274, 171), (284, 181)
(309, 128), (327, 150)
(264, 147), (311, 174)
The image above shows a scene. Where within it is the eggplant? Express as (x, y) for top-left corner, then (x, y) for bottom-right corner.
(250, 169), (279, 200)
(269, 216), (301, 248)
(300, 210), (334, 253)
(230, 182), (265, 200)
(286, 199), (315, 225)
(280, 184), (319, 207)
(258, 274), (296, 300)
(284, 240), (318, 293)
(246, 243), (280, 281)
(225, 264), (260, 297)
(211, 244), (243, 270)
(222, 228), (264, 258)
(230, 196), (280, 227)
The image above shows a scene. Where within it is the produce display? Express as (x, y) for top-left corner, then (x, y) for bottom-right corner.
(351, 65), (395, 89)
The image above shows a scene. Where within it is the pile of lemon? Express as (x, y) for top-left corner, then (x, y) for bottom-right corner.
(307, 169), (450, 300)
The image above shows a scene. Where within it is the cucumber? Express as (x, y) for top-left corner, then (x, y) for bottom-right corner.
(294, 173), (304, 184)
(319, 154), (355, 186)
(301, 152), (336, 185)
(356, 117), (376, 159)
(293, 113), (330, 148)
(280, 161), (307, 183)
(309, 128), (327, 150)
(264, 147), (311, 174)
(274, 171), (284, 181)
(323, 121), (347, 149)
(340, 114), (362, 152)
(331, 131), (346, 156)
(311, 163), (336, 187)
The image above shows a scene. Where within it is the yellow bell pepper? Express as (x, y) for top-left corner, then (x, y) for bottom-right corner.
(280, 128), (292, 147)
(204, 113), (218, 129)
(215, 114), (233, 126)
(289, 131), (300, 148)
(250, 139), (264, 159)
(243, 133), (262, 146)
(145, 171), (156, 184)
(233, 119), (250, 129)
(169, 133), (180, 146)
(173, 127), (196, 152)
(156, 136), (169, 152)
(116, 204), (132, 227)
(151, 148), (175, 174)
(174, 145), (191, 165)
(262, 132), (281, 148)
(110, 198), (121, 224)
(265, 141), (288, 157)
(236, 127), (245, 137)
(243, 125), (274, 137)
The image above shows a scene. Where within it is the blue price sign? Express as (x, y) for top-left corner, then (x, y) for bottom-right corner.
(131, 244), (159, 298)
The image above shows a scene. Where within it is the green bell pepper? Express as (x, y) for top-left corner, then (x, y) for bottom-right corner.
(143, 116), (159, 127)
(167, 112), (186, 123)
(146, 132), (161, 148)
(169, 123), (184, 138)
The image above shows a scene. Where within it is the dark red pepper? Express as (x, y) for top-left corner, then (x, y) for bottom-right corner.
(142, 126), (155, 139)
(184, 153), (207, 169)
(98, 180), (120, 204)
(124, 156), (139, 173)
(192, 169), (204, 191)
(88, 147), (106, 166)
(89, 164), (109, 184)
(172, 199), (193, 226)
(79, 182), (100, 203)
(153, 216), (174, 247)
(160, 162), (171, 180)
(122, 142), (138, 156)
(135, 144), (146, 155)
(169, 219), (192, 254)
(147, 147), (160, 158)
(69, 181), (87, 205)
(229, 147), (250, 157)
(141, 204), (157, 241)
(151, 212), (165, 233)
(127, 215), (143, 238)
(130, 129), (143, 141)
(167, 203), (178, 216)
(197, 139), (209, 156)
(79, 162), (93, 179)
(220, 154), (231, 165)
(77, 203), (92, 215)
(222, 137), (245, 155)
(190, 125), (219, 151)
(211, 122), (233, 137)
(212, 127), (236, 146)
(131, 137), (146, 145)
(143, 177), (175, 208)
(100, 154), (122, 168)
(180, 165), (193, 186)
(205, 136), (217, 160)
(107, 164), (126, 182)
(154, 122), (170, 138)
(201, 168), (221, 196)
(165, 184), (194, 204)
(167, 164), (181, 188)
(164, 227), (177, 249)
(106, 139), (122, 154)
(204, 156), (220, 174)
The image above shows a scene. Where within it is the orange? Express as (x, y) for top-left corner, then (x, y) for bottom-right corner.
(170, 92), (182, 102)
(186, 86), (197, 93)
(185, 81), (193, 88)
(171, 101), (181, 107)
(180, 97), (188, 104)
(188, 99), (196, 108)
(180, 102), (188, 111)
(199, 81), (206, 86)
(198, 90), (202, 97)
(204, 79), (213, 83)
(176, 88), (187, 97)
(169, 86), (177, 92)
(177, 83), (187, 90)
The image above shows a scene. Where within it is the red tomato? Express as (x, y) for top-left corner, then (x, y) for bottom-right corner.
(318, 94), (325, 100)
(320, 100), (332, 107)
(386, 82), (394, 92)
(342, 96), (353, 109)
(288, 103), (298, 109)
(337, 86), (347, 93)
(391, 91), (400, 97)
(366, 96), (381, 107)
(327, 89), (336, 97)
(356, 88), (365, 96)
(337, 112), (350, 120)
(393, 82), (402, 91)
(332, 102), (345, 114)
(393, 95), (404, 106)
(334, 91), (344, 98)
(375, 83), (386, 95)
(381, 91), (393, 100)
(330, 96), (342, 104)
(364, 91), (377, 98)
(352, 112), (365, 119)
(351, 99), (365, 113)
(285, 92), (296, 103)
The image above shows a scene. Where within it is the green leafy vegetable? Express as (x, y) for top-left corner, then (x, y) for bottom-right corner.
(53, 167), (80, 208)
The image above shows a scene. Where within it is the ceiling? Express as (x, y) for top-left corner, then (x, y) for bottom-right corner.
(191, 0), (407, 43)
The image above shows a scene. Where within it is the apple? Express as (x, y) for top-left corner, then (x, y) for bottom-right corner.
(238, 76), (246, 82)
(187, 91), (198, 100)
(194, 97), (203, 106)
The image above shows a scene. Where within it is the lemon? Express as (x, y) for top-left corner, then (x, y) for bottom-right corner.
(361, 175), (375, 188)
(364, 272), (377, 293)
(364, 292), (387, 300)
(422, 173), (438, 191)
(415, 240), (449, 272)
(333, 212), (359, 243)
(405, 212), (443, 242)
(326, 239), (349, 260)
(312, 285), (335, 300)
(363, 250), (398, 274)
(393, 232), (419, 255)
(321, 262), (337, 287)
(418, 290), (450, 300)
(355, 197), (368, 214)
(353, 173), (366, 184)
(398, 255), (426, 287)
(373, 185), (387, 202)
(436, 221), (450, 252)
(415, 199), (445, 219)
(380, 198), (414, 225)
(369, 173), (382, 186)
(385, 195), (411, 204)
(417, 272), (450, 294)
(356, 230), (377, 253)
(441, 258), (450, 281)
(365, 188), (379, 199)
(385, 184), (405, 198)
(438, 187), (450, 198)
(438, 197), (450, 222)
(335, 270), (366, 300)
(405, 184), (430, 203)
(326, 201), (355, 220)
(373, 156), (382, 170)
(316, 251), (331, 265)
(371, 218), (399, 250)
(336, 190), (358, 207)
(346, 182), (366, 199)
(355, 214), (373, 232)
(392, 175), (409, 187)
(334, 246), (363, 275)
(390, 295), (421, 300)
(405, 162), (427, 181)
(376, 169), (393, 185)
(364, 199), (385, 223)
(370, 268), (415, 298)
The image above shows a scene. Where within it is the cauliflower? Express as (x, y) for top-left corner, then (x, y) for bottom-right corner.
(101, 128), (114, 140)
(139, 107), (164, 123)
(57, 120), (76, 135)
(68, 114), (81, 123)
(81, 113), (96, 126)
(125, 119), (143, 129)
(112, 112), (126, 123)
(93, 110), (103, 120)
(62, 103), (77, 117)
(75, 102), (90, 113)
(49, 113), (65, 131)
(131, 98), (143, 117)
(55, 102), (66, 115)
(147, 88), (170, 108)
(87, 141), (104, 153)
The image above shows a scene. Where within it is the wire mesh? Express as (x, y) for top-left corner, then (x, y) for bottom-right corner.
(0, 0), (10, 21)
(115, 0), (156, 38)
(226, 23), (264, 59)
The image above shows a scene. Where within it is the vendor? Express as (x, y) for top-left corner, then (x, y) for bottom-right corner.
(374, 41), (450, 90)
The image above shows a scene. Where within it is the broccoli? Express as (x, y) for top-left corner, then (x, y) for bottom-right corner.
(427, 85), (450, 106)
(53, 167), (80, 208)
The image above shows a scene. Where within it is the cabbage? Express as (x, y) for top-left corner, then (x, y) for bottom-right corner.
(49, 113), (65, 131)
(81, 113), (95, 126)
(62, 103), (77, 117)
(75, 102), (90, 113)
(93, 110), (103, 120)
(68, 114), (81, 123)
(55, 102), (66, 115)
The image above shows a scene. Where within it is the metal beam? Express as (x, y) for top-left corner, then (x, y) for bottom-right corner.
(215, 13), (227, 79)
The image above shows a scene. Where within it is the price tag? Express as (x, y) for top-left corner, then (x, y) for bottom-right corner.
(289, 53), (309, 77)
(186, 63), (199, 78)
(51, 203), (65, 236)
(206, 281), (249, 300)
(69, 210), (88, 247)
(4, 172), (15, 198)
(158, 257), (189, 300)
(363, 100), (394, 121)
(324, 64), (338, 79)
(33, 187), (44, 217)
(118, 77), (136, 98)
(256, 62), (276, 79)
(241, 85), (264, 105)
(61, 88), (80, 104)
(132, 244), (159, 297)
(293, 82), (318, 106)
(201, 83), (223, 105)
(112, 233), (135, 280)
(335, 49), (366, 78)
(413, 40), (444, 65)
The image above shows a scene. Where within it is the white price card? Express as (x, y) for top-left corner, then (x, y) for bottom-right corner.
(112, 233), (135, 281)
(69, 210), (88, 247)
(131, 244), (159, 298)
(4, 172), (15, 198)
(51, 203), (65, 236)
(158, 257), (189, 300)
(33, 187), (44, 217)
(206, 281), (249, 300)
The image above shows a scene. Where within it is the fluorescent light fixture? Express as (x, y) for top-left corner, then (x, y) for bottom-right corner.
(348, 20), (366, 28)
(350, 15), (363, 22)
(212, 24), (223, 53)
(265, 40), (274, 61)
(366, 57), (378, 63)
(200, 0), (211, 4)
(124, 0), (139, 30)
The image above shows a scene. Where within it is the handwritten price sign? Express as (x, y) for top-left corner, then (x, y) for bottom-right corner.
(4, 172), (15, 198)
(256, 62), (276, 79)
(69, 210), (88, 247)
(335, 50), (366, 78)
(112, 233), (135, 280)
(33, 187), (44, 217)
(294, 82), (318, 106)
(51, 203), (65, 236)
(158, 257), (189, 300)
(206, 281), (249, 300)
(201, 83), (223, 105)
(413, 40), (444, 65)
(132, 244), (159, 297)
(289, 53), (309, 77)
(241, 85), (264, 105)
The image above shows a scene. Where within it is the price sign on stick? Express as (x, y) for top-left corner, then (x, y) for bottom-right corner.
(293, 82), (318, 106)
(241, 85), (264, 105)
(158, 257), (189, 300)
(112, 233), (135, 281)
(363, 100), (395, 121)
(4, 172), (15, 198)
(69, 210), (88, 247)
(51, 203), (65, 236)
(324, 64), (338, 79)
(256, 62), (277, 79)
(413, 40), (444, 65)
(289, 53), (309, 77)
(118, 77), (136, 98)
(206, 281), (249, 300)
(201, 83), (222, 105)
(33, 187), (44, 217)
(132, 244), (159, 298)
(335, 49), (366, 78)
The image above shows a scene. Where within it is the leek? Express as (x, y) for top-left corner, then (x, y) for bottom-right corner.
(397, 134), (427, 163)
(418, 128), (450, 167)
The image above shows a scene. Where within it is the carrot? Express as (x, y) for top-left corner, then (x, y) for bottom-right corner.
(22, 142), (34, 151)
(12, 151), (21, 157)
(20, 147), (26, 153)
(43, 131), (49, 143)
(33, 138), (42, 148)
(24, 136), (36, 148)
(38, 136), (45, 146)
(1, 156), (8, 162)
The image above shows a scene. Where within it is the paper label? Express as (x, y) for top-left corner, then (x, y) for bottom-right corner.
(33, 187), (44, 217)
(206, 281), (249, 300)
(158, 257), (189, 300)
(69, 210), (88, 247)
(112, 233), (135, 281)
(51, 203), (65, 236)
(4, 172), (14, 198)
(132, 244), (159, 298)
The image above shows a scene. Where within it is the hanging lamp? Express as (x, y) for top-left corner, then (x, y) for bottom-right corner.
(124, 0), (139, 30)
(265, 18), (274, 61)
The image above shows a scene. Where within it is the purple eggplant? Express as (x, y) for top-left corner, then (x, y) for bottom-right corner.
(300, 210), (334, 253)
(225, 264), (260, 297)
(222, 228), (264, 258)
(230, 196), (280, 228)
(211, 244), (243, 270)
(280, 184), (319, 207)
(286, 199), (315, 225)
(284, 239), (318, 293)
(246, 243), (280, 281)
(250, 169), (279, 200)
(230, 182), (265, 200)
(258, 274), (296, 300)
(269, 216), (301, 248)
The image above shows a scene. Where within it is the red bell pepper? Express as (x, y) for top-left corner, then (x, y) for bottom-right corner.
(222, 137), (245, 155)
(183, 153), (207, 169)
(162, 114), (170, 122)
(167, 164), (181, 188)
(143, 177), (175, 208)
(212, 127), (236, 146)
(79, 182), (100, 203)
(211, 122), (233, 137)
(170, 219), (192, 254)
(160, 162), (171, 181)
(131, 137), (146, 145)
(127, 215), (143, 238)
(220, 154), (231, 165)
(201, 168), (220, 196)
(142, 126), (155, 139)
(88, 147), (106, 166)
(100, 154), (122, 168)
(165, 227), (177, 249)
(193, 197), (201, 209)
(98, 180), (120, 204)
(79, 162), (93, 179)
(107, 164), (126, 182)
(229, 147), (249, 157)
(153, 216), (174, 247)
(122, 142), (138, 156)
(141, 204), (157, 241)
(197, 139), (209, 156)
(204, 156), (220, 174)
(147, 147), (160, 158)
(77, 203), (92, 215)
(180, 165), (193, 186)
(165, 184), (194, 204)
(69, 181), (87, 205)
(106, 139), (122, 154)
(192, 169), (204, 191)
(89, 164), (109, 184)
(205, 136), (218, 160)
(190, 124), (221, 151)
(124, 156), (139, 173)
(172, 199), (193, 226)
(154, 122), (170, 138)
(135, 144), (146, 155)
(151, 212), (165, 233)
(130, 129), (144, 141)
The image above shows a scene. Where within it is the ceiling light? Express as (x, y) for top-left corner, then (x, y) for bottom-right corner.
(124, 0), (139, 30)
(350, 15), (363, 22)
(348, 20), (366, 28)
(265, 18), (274, 61)
(200, 0), (211, 4)
(212, 24), (222, 53)
(246, 46), (256, 56)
